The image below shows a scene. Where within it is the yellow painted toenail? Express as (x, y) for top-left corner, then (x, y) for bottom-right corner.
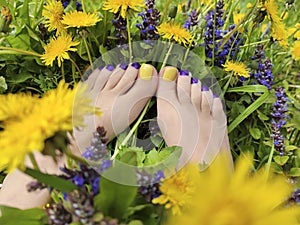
(163, 67), (177, 81)
(140, 64), (153, 80)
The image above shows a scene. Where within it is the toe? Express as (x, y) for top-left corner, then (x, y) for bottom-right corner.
(212, 96), (227, 126)
(177, 70), (192, 104)
(191, 80), (202, 110)
(157, 67), (179, 100)
(102, 65), (126, 90)
(83, 67), (102, 91)
(201, 86), (214, 114)
(113, 62), (141, 94)
(92, 66), (114, 92)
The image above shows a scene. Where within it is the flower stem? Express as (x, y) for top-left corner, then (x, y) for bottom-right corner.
(28, 153), (41, 172)
(83, 37), (93, 68)
(0, 46), (41, 57)
(111, 99), (153, 160)
(69, 57), (83, 77)
(161, 42), (174, 68)
(266, 144), (275, 178)
(61, 62), (65, 81)
(126, 16), (133, 63)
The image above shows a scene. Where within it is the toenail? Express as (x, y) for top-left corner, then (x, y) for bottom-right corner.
(213, 93), (219, 98)
(132, 62), (141, 69)
(180, 70), (189, 76)
(120, 63), (128, 70)
(140, 64), (153, 80)
(202, 85), (209, 91)
(98, 66), (104, 71)
(191, 77), (198, 84)
(106, 65), (115, 71)
(163, 67), (178, 81)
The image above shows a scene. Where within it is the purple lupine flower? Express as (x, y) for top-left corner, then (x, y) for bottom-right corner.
(183, 9), (199, 30)
(136, 0), (161, 41)
(251, 45), (274, 89)
(270, 86), (289, 155)
(136, 169), (164, 202)
(203, 0), (244, 67)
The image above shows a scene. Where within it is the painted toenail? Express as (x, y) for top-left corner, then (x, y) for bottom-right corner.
(106, 65), (115, 71)
(132, 62), (141, 69)
(163, 67), (177, 81)
(213, 93), (219, 98)
(202, 85), (209, 91)
(180, 70), (189, 76)
(98, 66), (104, 70)
(191, 77), (198, 84)
(140, 64), (153, 80)
(120, 64), (128, 70)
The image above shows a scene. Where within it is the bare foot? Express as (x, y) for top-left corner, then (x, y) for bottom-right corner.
(73, 63), (158, 153)
(156, 67), (233, 169)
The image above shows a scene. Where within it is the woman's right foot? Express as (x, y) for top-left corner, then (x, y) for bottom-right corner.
(73, 63), (158, 153)
(156, 67), (233, 169)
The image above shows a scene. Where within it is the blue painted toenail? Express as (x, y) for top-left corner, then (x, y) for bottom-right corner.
(120, 64), (128, 70)
(213, 93), (219, 98)
(202, 85), (209, 91)
(180, 70), (189, 76)
(106, 65), (115, 71)
(191, 77), (198, 84)
(132, 62), (141, 69)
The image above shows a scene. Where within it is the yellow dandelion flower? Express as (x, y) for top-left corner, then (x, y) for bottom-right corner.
(42, 0), (65, 34)
(291, 41), (300, 61)
(152, 165), (199, 215)
(288, 25), (300, 39)
(103, 0), (144, 19)
(62, 11), (101, 28)
(233, 13), (245, 32)
(156, 23), (192, 46)
(247, 3), (253, 8)
(259, 0), (280, 23)
(165, 154), (299, 225)
(271, 21), (289, 48)
(223, 61), (250, 78)
(41, 34), (79, 67)
(0, 81), (100, 172)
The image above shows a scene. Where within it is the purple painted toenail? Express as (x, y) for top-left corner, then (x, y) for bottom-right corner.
(106, 65), (115, 71)
(132, 62), (141, 69)
(191, 77), (198, 84)
(202, 85), (209, 91)
(120, 64), (128, 70)
(213, 93), (219, 98)
(180, 70), (189, 76)
(98, 66), (104, 71)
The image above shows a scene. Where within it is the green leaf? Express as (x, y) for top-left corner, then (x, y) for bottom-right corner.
(285, 145), (299, 151)
(249, 128), (261, 140)
(273, 155), (289, 166)
(228, 92), (271, 133)
(24, 168), (78, 192)
(0, 76), (7, 93)
(227, 85), (269, 93)
(95, 177), (138, 219)
(257, 110), (269, 121)
(128, 220), (144, 225)
(19, 0), (30, 26)
(0, 206), (46, 225)
(118, 147), (146, 167)
(288, 168), (300, 177)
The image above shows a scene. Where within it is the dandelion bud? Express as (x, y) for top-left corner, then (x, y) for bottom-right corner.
(168, 6), (177, 19)
(0, 6), (12, 33)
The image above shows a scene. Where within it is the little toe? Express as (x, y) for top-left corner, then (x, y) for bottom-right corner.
(177, 70), (192, 104)
(84, 67), (102, 91)
(212, 96), (227, 126)
(201, 86), (214, 114)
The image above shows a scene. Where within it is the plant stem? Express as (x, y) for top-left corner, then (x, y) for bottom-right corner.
(126, 17), (133, 63)
(69, 57), (83, 77)
(111, 99), (153, 160)
(61, 61), (65, 81)
(161, 42), (174, 68)
(83, 37), (93, 68)
(28, 153), (41, 172)
(0, 47), (41, 57)
(265, 144), (275, 178)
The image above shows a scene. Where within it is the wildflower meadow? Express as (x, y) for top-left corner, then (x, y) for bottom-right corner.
(0, 0), (300, 224)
